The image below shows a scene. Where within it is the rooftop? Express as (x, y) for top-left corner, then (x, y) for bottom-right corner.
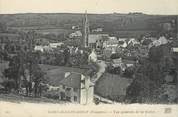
(60, 72), (81, 88)
(39, 64), (91, 87)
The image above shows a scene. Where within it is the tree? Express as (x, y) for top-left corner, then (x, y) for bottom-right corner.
(54, 51), (65, 66)
(3, 54), (23, 91)
(0, 22), (7, 32)
(123, 66), (135, 78)
(63, 47), (70, 65)
(25, 51), (46, 97)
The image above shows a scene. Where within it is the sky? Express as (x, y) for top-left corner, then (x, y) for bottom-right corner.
(0, 0), (178, 14)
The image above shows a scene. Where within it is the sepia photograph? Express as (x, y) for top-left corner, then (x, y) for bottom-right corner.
(0, 0), (178, 117)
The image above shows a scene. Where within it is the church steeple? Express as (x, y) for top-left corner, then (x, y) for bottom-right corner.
(83, 10), (90, 47)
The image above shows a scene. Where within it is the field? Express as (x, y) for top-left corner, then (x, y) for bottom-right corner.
(95, 73), (133, 101)
(10, 26), (73, 35)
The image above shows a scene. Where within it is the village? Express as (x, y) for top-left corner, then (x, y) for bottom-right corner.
(0, 12), (178, 104)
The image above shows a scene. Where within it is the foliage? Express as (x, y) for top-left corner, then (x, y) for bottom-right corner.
(126, 44), (177, 103)
(123, 66), (135, 78)
(107, 66), (121, 75)
(0, 22), (7, 32)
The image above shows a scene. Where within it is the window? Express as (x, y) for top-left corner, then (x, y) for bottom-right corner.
(66, 88), (71, 91)
(81, 79), (85, 85)
(60, 92), (65, 100)
(66, 96), (71, 101)
(62, 85), (66, 89)
(73, 88), (78, 92)
(74, 96), (77, 102)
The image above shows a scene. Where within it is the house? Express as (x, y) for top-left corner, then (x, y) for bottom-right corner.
(72, 25), (80, 30)
(42, 66), (94, 104)
(88, 50), (97, 63)
(122, 59), (136, 67)
(118, 38), (127, 42)
(49, 42), (64, 48)
(69, 31), (82, 38)
(34, 45), (53, 53)
(34, 46), (44, 52)
(149, 36), (168, 48)
(60, 72), (94, 104)
(103, 37), (119, 55)
(118, 38), (128, 48)
(92, 28), (103, 33)
(172, 47), (178, 52)
(88, 34), (109, 48)
(158, 36), (168, 45)
(141, 37), (157, 46)
(120, 41), (127, 48)
(103, 49), (113, 59)
(111, 58), (127, 71)
(103, 37), (118, 48)
(128, 38), (140, 46)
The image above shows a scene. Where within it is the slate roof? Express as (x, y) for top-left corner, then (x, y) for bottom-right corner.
(40, 65), (90, 87)
(60, 72), (81, 89)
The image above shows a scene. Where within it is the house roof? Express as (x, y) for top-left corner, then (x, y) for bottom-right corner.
(122, 59), (136, 65)
(40, 65), (91, 87)
(60, 72), (81, 89)
(88, 34), (109, 43)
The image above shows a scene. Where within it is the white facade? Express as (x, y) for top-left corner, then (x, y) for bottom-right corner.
(53, 72), (94, 104)
(172, 47), (178, 52)
(120, 41), (127, 48)
(149, 36), (168, 48)
(88, 34), (109, 44)
(128, 38), (140, 45)
(88, 50), (97, 63)
(34, 46), (44, 52)
(80, 75), (94, 105)
(69, 31), (82, 38)
(49, 42), (64, 48)
(92, 28), (103, 32)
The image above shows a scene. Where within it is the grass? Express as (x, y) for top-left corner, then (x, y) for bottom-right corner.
(95, 73), (133, 100)
(0, 93), (65, 104)
(0, 61), (9, 83)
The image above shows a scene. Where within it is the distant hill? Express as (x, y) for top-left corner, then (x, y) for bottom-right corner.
(0, 13), (177, 38)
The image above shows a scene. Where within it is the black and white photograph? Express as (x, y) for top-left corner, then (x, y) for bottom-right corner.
(0, 0), (178, 116)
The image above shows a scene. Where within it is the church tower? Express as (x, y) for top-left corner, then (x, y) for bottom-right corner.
(83, 11), (90, 47)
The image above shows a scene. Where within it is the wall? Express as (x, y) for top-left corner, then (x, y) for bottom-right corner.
(80, 75), (94, 105)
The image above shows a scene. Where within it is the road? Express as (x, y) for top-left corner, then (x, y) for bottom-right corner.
(91, 60), (107, 83)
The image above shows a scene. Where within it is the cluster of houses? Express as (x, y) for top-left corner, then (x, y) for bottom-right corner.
(34, 42), (64, 52)
(1, 12), (177, 105)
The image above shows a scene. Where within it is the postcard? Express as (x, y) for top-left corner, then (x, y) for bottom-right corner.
(0, 0), (178, 117)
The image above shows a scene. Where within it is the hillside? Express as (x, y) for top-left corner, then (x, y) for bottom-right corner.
(0, 13), (177, 38)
